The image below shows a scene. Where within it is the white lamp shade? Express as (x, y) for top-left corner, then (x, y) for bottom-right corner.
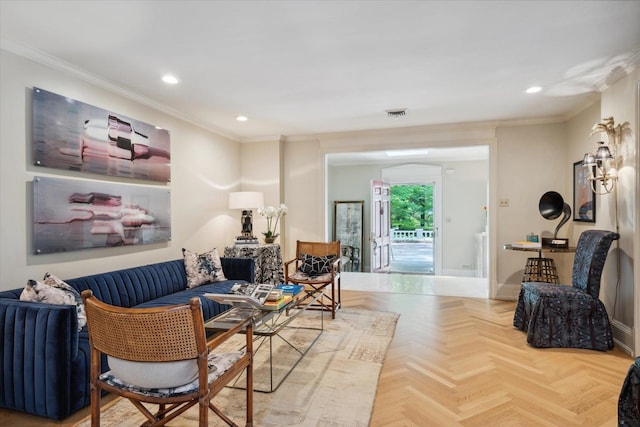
(582, 152), (596, 166)
(595, 145), (613, 160)
(228, 192), (264, 210)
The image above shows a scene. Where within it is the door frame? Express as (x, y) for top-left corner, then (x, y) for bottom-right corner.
(382, 164), (443, 275)
(321, 135), (496, 299)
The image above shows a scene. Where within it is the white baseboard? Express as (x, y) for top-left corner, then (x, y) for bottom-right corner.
(442, 268), (475, 277)
(611, 319), (634, 356)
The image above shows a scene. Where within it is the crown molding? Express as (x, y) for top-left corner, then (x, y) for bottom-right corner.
(238, 134), (285, 144)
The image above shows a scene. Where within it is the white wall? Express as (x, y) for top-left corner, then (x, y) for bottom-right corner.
(561, 102), (602, 283)
(599, 71), (637, 353)
(282, 137), (325, 261)
(0, 49), (242, 290)
(561, 71), (637, 354)
(493, 122), (569, 296)
(238, 139), (285, 251)
(441, 160), (488, 276)
(327, 163), (377, 270)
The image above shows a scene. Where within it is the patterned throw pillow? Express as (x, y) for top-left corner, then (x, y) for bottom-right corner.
(20, 274), (87, 330)
(182, 248), (227, 288)
(43, 273), (87, 330)
(298, 252), (336, 276)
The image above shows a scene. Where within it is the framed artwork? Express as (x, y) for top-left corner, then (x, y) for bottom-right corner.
(333, 201), (364, 272)
(32, 87), (171, 182)
(573, 160), (596, 222)
(33, 176), (171, 254)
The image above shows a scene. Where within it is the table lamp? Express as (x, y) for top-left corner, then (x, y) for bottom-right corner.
(229, 191), (264, 241)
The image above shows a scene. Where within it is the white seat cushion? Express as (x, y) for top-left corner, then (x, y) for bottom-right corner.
(102, 351), (244, 398)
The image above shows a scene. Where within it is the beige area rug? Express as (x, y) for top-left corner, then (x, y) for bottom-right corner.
(75, 308), (399, 427)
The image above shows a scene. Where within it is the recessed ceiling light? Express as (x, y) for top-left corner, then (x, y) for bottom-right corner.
(526, 86), (542, 94)
(236, 115), (248, 122)
(162, 74), (180, 84)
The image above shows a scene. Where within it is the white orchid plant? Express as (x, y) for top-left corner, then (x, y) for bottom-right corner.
(257, 204), (288, 238)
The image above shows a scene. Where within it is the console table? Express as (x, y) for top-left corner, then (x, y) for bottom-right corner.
(224, 244), (285, 285)
(503, 244), (576, 283)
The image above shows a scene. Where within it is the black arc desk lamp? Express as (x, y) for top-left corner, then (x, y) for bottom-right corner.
(539, 191), (571, 248)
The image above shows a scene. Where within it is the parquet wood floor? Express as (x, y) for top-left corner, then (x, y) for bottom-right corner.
(0, 290), (633, 426)
(342, 291), (633, 427)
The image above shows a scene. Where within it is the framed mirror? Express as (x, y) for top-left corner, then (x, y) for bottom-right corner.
(333, 201), (364, 272)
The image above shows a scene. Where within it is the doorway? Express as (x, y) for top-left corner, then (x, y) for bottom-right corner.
(325, 145), (491, 297)
(381, 164), (443, 276)
(389, 183), (435, 274)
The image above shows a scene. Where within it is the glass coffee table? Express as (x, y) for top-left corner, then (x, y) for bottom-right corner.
(205, 289), (324, 393)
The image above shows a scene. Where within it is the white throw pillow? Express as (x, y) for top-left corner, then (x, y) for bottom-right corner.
(107, 356), (199, 389)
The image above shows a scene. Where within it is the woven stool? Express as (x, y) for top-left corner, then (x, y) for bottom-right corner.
(523, 257), (559, 283)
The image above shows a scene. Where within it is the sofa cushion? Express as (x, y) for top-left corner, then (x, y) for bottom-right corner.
(65, 260), (189, 308)
(133, 280), (236, 320)
(183, 248), (227, 288)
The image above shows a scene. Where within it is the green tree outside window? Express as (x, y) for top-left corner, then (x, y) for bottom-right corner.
(390, 184), (433, 230)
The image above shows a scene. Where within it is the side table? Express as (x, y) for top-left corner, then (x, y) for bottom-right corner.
(224, 244), (285, 285)
(503, 244), (576, 283)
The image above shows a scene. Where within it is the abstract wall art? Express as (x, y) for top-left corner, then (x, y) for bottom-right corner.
(33, 176), (171, 254)
(32, 87), (171, 182)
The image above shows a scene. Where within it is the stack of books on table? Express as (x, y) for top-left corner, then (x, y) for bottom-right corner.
(276, 284), (306, 300)
(262, 294), (293, 311)
(234, 238), (259, 246)
(511, 241), (542, 249)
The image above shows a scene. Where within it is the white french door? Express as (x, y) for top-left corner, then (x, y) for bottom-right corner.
(370, 180), (391, 273)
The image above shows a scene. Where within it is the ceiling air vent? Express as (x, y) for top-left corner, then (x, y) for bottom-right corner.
(386, 109), (407, 118)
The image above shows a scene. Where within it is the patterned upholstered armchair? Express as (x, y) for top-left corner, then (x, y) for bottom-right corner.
(513, 229), (619, 350)
(619, 357), (640, 425)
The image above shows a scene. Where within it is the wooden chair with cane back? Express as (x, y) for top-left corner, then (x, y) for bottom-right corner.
(284, 240), (342, 319)
(82, 290), (254, 427)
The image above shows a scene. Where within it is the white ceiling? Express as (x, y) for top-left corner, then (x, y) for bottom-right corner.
(2, 0), (639, 149)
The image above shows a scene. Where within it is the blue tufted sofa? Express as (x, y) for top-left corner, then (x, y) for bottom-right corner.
(0, 257), (254, 420)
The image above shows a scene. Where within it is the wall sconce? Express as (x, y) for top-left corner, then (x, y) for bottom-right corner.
(228, 191), (264, 242)
(582, 117), (629, 195)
